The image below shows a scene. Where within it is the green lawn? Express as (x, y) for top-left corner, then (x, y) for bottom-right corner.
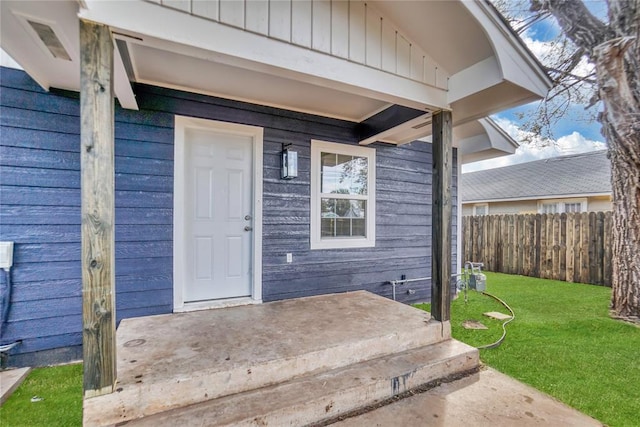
(416, 272), (640, 427)
(0, 363), (82, 426)
(3, 273), (638, 426)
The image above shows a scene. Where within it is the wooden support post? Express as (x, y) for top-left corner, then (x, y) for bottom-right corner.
(80, 19), (116, 398)
(431, 110), (452, 322)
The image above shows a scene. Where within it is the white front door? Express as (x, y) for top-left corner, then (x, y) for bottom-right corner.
(183, 128), (253, 302)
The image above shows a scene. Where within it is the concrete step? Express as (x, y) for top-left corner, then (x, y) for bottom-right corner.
(332, 368), (602, 427)
(84, 291), (451, 426)
(127, 339), (479, 427)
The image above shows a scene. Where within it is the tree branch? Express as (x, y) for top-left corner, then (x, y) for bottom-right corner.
(531, 0), (612, 57)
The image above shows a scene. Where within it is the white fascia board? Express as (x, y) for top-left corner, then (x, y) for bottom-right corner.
(0, 41), (50, 90)
(113, 39), (138, 110)
(456, 118), (517, 156)
(478, 117), (518, 152)
(1, 48), (23, 70)
(80, 0), (448, 111)
(461, 1), (552, 98)
(463, 193), (612, 204)
(359, 114), (431, 145)
(457, 133), (492, 155)
(448, 56), (502, 104)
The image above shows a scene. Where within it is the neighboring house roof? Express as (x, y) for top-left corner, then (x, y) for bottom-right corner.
(461, 150), (611, 203)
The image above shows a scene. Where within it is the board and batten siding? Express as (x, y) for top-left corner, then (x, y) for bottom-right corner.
(0, 66), (457, 366)
(0, 67), (173, 366)
(149, 0), (448, 89)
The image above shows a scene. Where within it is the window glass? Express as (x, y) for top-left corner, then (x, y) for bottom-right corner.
(311, 140), (375, 249)
(474, 205), (487, 216)
(321, 199), (366, 238)
(321, 153), (368, 195)
(564, 202), (582, 213)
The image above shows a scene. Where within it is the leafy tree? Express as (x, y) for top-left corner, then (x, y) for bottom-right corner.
(495, 0), (639, 322)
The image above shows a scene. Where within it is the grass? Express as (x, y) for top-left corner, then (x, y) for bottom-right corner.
(3, 274), (638, 426)
(416, 272), (640, 427)
(0, 363), (82, 426)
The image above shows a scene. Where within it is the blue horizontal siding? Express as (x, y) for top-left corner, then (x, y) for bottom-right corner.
(0, 66), (458, 367)
(130, 82), (452, 306)
(0, 67), (173, 365)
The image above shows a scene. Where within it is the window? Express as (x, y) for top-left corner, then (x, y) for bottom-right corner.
(538, 198), (586, 214)
(310, 140), (375, 249)
(540, 202), (558, 214)
(563, 202), (582, 213)
(473, 204), (488, 216)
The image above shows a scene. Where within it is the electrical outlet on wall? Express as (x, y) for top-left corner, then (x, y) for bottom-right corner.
(0, 242), (14, 270)
(286, 253), (293, 263)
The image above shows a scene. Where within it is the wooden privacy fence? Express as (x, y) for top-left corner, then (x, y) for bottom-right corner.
(462, 212), (613, 286)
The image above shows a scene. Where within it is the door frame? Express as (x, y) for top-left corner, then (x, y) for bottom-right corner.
(173, 115), (263, 312)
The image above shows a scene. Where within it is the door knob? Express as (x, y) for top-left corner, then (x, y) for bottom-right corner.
(244, 226), (253, 231)
(245, 215), (252, 220)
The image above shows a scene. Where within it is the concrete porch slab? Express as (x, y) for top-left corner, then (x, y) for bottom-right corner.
(84, 291), (452, 425)
(333, 367), (603, 426)
(0, 367), (31, 405)
(125, 340), (479, 427)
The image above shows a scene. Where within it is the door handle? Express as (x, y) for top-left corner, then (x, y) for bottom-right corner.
(244, 226), (253, 231)
(245, 215), (252, 221)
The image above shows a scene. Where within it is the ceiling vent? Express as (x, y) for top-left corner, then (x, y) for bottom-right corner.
(27, 20), (71, 61)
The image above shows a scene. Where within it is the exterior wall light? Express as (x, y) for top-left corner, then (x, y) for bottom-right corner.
(281, 143), (298, 179)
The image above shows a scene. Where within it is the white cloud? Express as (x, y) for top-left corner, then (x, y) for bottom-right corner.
(521, 29), (594, 81)
(462, 118), (606, 173)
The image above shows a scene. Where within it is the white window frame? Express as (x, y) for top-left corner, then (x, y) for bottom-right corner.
(310, 140), (376, 250)
(537, 198), (587, 214)
(473, 203), (489, 216)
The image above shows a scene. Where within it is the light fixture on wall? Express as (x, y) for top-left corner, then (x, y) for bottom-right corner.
(281, 143), (298, 179)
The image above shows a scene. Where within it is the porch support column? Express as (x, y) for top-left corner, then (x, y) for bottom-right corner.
(431, 110), (452, 322)
(80, 19), (116, 398)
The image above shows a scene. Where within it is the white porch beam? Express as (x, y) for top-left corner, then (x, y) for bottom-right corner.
(113, 38), (138, 110)
(80, 19), (117, 398)
(448, 56), (502, 104)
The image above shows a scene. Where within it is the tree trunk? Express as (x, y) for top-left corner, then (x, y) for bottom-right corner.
(534, 0), (640, 322)
(607, 124), (640, 322)
(595, 38), (640, 322)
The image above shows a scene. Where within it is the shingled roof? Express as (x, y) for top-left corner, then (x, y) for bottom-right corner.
(461, 150), (611, 202)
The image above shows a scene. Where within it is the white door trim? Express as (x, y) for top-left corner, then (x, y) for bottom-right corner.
(173, 116), (263, 311)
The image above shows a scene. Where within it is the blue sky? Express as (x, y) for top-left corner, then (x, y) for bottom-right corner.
(463, 1), (608, 172)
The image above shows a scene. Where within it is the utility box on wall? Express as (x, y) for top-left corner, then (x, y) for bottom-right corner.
(0, 242), (14, 270)
(470, 272), (486, 292)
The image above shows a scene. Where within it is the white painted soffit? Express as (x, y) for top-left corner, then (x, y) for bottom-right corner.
(78, 0), (448, 115)
(447, 1), (553, 124)
(455, 118), (519, 164)
(0, 0), (137, 109)
(2, 0), (550, 129)
(366, 0), (552, 127)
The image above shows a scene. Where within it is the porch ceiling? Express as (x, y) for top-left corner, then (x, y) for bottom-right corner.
(455, 118), (519, 164)
(0, 0), (391, 122)
(1, 0), (547, 154)
(128, 43), (387, 122)
(370, 0), (493, 75)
